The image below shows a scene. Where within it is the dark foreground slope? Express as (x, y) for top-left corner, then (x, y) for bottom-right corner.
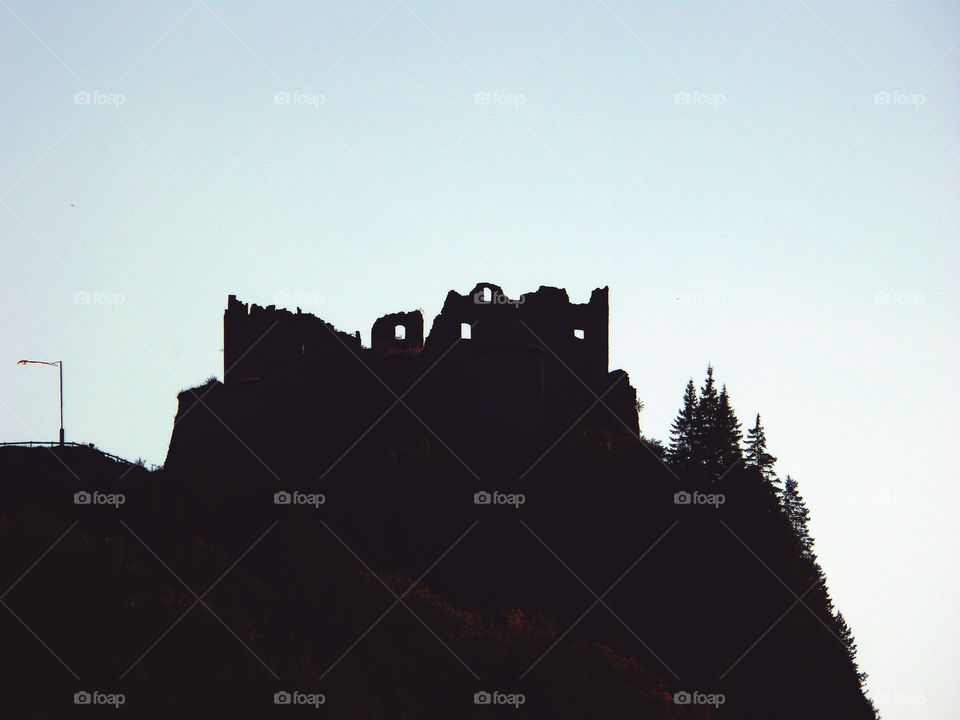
(0, 430), (873, 719)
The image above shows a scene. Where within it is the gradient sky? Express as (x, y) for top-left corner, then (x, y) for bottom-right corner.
(1, 1), (957, 717)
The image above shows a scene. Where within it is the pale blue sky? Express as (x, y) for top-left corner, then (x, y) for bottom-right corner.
(1, 2), (957, 717)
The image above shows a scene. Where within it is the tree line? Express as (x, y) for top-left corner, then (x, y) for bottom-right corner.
(658, 365), (876, 716)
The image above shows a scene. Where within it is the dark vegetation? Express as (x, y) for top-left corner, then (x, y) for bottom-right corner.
(0, 366), (876, 719)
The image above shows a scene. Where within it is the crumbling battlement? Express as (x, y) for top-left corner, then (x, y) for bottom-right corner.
(371, 310), (424, 355)
(223, 295), (361, 385)
(167, 284), (637, 465)
(225, 283), (611, 384)
(424, 283), (610, 379)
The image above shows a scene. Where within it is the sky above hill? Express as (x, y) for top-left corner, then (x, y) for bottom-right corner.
(1, 2), (957, 717)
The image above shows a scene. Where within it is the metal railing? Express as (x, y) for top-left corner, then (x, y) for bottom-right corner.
(0, 441), (159, 470)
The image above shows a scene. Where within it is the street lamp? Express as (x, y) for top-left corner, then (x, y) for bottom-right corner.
(17, 359), (64, 446)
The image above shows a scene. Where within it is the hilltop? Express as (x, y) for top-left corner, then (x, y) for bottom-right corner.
(0, 285), (876, 719)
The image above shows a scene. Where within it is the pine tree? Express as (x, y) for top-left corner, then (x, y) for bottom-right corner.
(691, 364), (720, 474)
(716, 385), (743, 475)
(776, 476), (873, 716)
(690, 366), (743, 479)
(782, 475), (814, 559)
(832, 611), (858, 664)
(667, 379), (698, 471)
(744, 413), (778, 486)
(833, 609), (872, 698)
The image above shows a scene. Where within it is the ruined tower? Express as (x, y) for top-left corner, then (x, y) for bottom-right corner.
(167, 284), (638, 464)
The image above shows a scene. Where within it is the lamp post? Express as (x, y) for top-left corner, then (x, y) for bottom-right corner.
(17, 359), (64, 445)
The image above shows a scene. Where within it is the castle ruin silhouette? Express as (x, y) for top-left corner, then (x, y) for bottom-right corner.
(166, 283), (638, 465)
